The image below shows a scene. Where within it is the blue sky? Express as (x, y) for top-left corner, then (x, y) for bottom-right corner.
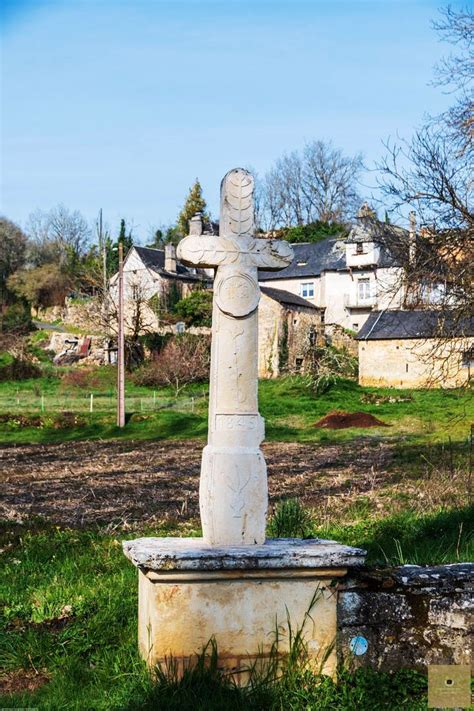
(0, 0), (459, 241)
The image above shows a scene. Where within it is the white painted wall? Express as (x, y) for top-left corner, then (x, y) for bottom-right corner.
(260, 265), (406, 333)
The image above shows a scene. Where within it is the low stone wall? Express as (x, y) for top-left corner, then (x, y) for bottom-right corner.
(337, 564), (473, 672)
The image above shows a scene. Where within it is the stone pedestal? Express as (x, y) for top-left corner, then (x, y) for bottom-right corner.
(123, 537), (365, 679)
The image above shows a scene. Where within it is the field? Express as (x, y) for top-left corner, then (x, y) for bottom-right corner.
(1, 371), (473, 709)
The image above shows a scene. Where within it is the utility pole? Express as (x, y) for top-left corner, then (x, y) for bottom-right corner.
(117, 241), (125, 427)
(98, 208), (107, 299)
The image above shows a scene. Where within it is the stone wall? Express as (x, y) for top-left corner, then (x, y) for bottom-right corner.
(324, 324), (358, 356)
(258, 295), (322, 378)
(36, 299), (100, 334)
(337, 564), (473, 671)
(358, 337), (473, 388)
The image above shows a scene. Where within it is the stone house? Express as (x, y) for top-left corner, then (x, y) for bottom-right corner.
(109, 245), (320, 377)
(357, 310), (474, 388)
(109, 244), (212, 331)
(258, 287), (323, 378)
(259, 212), (439, 334)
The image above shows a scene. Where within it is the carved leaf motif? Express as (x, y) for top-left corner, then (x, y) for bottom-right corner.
(249, 239), (294, 269)
(222, 170), (254, 236)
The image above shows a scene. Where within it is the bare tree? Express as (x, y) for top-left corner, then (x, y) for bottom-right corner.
(26, 204), (91, 267)
(377, 6), (473, 378)
(133, 334), (211, 396)
(432, 5), (474, 157)
(302, 141), (363, 222)
(260, 140), (363, 229)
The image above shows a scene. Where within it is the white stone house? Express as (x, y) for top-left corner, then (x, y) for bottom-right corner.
(259, 215), (412, 333)
(109, 244), (212, 331)
(109, 245), (321, 377)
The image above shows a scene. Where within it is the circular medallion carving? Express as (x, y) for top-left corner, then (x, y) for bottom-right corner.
(216, 273), (260, 317)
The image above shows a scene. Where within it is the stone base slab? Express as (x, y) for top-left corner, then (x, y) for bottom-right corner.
(123, 537), (366, 679)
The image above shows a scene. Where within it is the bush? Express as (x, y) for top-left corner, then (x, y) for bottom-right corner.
(174, 289), (213, 327)
(133, 334), (210, 395)
(60, 368), (101, 390)
(0, 302), (32, 334)
(0, 352), (42, 382)
(275, 221), (348, 244)
(304, 345), (358, 394)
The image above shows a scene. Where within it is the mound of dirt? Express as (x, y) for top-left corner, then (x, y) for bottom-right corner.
(315, 411), (390, 429)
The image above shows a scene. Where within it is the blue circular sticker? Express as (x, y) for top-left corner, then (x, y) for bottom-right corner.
(349, 636), (368, 656)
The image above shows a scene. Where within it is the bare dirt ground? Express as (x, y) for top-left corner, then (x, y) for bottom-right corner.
(0, 438), (397, 529)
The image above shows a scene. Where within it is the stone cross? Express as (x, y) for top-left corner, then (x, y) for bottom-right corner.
(177, 168), (293, 545)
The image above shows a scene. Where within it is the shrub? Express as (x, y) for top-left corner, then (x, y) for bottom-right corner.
(276, 221), (347, 244)
(0, 302), (32, 334)
(0, 352), (42, 382)
(174, 289), (213, 327)
(133, 334), (210, 396)
(60, 368), (101, 390)
(303, 345), (358, 394)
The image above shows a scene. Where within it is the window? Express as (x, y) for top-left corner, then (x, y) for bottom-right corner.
(356, 242), (364, 254)
(300, 282), (314, 298)
(462, 349), (474, 368)
(358, 279), (371, 301)
(308, 327), (316, 346)
(295, 357), (304, 371)
(352, 323), (359, 331)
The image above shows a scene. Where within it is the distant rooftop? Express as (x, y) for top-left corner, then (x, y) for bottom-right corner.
(357, 310), (474, 341)
(259, 239), (347, 280)
(132, 246), (210, 281)
(261, 286), (320, 310)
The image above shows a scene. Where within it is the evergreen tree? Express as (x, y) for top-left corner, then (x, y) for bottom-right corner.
(107, 219), (134, 275)
(177, 179), (208, 236)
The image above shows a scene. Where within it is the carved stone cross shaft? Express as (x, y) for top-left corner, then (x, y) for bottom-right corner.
(177, 168), (293, 545)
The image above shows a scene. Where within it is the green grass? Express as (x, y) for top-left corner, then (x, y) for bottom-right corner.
(1, 374), (472, 708)
(0, 375), (471, 445)
(0, 519), (435, 710)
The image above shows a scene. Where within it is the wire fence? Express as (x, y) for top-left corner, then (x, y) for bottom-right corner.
(0, 390), (207, 416)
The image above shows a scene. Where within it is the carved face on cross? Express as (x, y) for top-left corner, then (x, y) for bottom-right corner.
(177, 168), (293, 314)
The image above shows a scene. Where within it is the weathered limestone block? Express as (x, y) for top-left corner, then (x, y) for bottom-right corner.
(124, 537), (366, 678)
(337, 564), (473, 671)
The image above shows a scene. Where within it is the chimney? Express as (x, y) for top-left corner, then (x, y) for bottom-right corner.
(189, 212), (203, 236)
(408, 210), (416, 265)
(165, 244), (177, 273)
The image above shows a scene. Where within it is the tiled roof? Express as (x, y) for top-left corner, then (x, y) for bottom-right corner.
(132, 246), (209, 281)
(258, 234), (400, 282)
(260, 286), (320, 310)
(259, 239), (347, 280)
(357, 310), (474, 340)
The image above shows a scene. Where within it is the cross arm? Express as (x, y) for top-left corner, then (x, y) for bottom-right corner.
(177, 235), (225, 269)
(251, 238), (294, 271)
